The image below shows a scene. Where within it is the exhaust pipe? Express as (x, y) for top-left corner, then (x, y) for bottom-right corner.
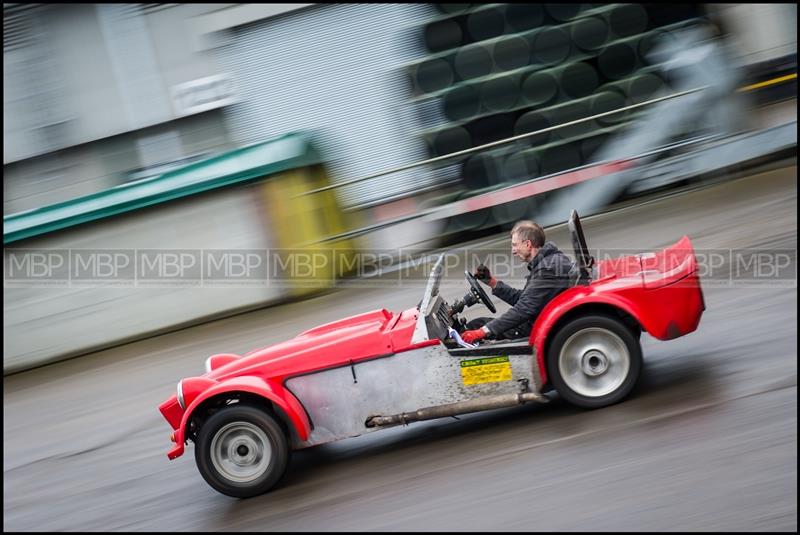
(365, 392), (548, 428)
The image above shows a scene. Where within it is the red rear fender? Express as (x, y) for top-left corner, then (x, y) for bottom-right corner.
(639, 236), (697, 289)
(531, 288), (642, 385)
(532, 236), (705, 384)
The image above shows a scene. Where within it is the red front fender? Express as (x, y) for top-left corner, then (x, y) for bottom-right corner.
(167, 375), (311, 460)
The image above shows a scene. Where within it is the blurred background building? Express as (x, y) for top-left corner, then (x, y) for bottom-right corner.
(3, 3), (797, 373)
(3, 3), (796, 217)
(3, 3), (440, 215)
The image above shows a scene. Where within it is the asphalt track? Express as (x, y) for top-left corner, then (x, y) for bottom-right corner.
(3, 165), (797, 531)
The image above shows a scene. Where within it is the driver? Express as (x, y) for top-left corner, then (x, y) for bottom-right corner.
(460, 221), (573, 344)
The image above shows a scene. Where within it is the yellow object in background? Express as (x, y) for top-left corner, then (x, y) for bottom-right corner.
(259, 164), (359, 297)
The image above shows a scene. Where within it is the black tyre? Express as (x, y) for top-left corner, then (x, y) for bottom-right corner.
(546, 314), (642, 409)
(195, 404), (289, 498)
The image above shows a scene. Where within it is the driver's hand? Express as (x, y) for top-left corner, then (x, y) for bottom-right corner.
(461, 329), (487, 344)
(473, 264), (497, 288)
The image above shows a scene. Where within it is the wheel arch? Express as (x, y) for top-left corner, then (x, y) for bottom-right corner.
(179, 377), (311, 450)
(539, 302), (643, 386)
(187, 391), (296, 444)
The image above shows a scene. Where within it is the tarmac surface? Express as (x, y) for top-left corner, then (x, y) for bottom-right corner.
(3, 165), (797, 531)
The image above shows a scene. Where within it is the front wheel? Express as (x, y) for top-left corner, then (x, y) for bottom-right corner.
(546, 314), (642, 409)
(195, 404), (289, 498)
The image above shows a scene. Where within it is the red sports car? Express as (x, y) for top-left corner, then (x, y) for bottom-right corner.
(158, 211), (705, 498)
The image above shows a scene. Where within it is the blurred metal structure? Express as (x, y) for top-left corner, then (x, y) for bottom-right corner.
(309, 23), (797, 241)
(312, 119), (796, 243)
(533, 25), (744, 226)
(301, 85), (707, 197)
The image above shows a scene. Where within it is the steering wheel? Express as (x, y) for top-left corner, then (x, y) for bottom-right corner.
(464, 271), (496, 313)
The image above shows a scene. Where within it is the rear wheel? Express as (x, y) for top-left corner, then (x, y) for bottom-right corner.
(546, 314), (642, 409)
(195, 404), (289, 498)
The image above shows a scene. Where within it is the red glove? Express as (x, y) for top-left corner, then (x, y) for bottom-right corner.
(461, 328), (487, 344)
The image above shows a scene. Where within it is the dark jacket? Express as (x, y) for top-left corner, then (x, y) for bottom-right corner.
(485, 241), (573, 337)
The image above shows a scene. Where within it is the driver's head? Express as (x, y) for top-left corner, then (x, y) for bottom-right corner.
(511, 221), (545, 263)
